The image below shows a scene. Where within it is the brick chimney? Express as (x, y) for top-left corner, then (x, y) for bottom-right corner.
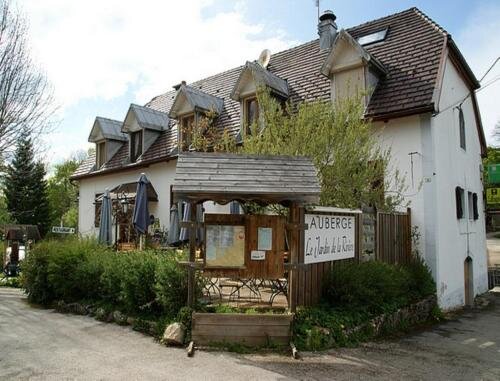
(318, 10), (337, 50)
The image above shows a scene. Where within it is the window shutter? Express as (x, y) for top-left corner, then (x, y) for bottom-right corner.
(459, 108), (466, 150)
(472, 193), (479, 220)
(455, 186), (463, 219)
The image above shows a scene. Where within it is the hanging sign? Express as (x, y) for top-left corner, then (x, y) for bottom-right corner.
(51, 226), (76, 234)
(486, 188), (500, 204)
(304, 213), (355, 264)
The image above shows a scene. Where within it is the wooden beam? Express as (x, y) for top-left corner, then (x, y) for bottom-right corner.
(285, 222), (308, 231)
(187, 202), (197, 308)
(288, 202), (300, 313)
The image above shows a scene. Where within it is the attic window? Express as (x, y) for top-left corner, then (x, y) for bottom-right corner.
(130, 130), (143, 162)
(180, 113), (195, 151)
(357, 28), (388, 46)
(243, 96), (259, 135)
(96, 142), (106, 169)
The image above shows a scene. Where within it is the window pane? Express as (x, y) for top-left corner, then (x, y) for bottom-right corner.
(181, 115), (195, 150)
(455, 186), (464, 219)
(468, 191), (473, 220)
(459, 108), (466, 150)
(97, 142), (106, 168)
(473, 193), (479, 220)
(245, 98), (259, 133)
(131, 131), (142, 162)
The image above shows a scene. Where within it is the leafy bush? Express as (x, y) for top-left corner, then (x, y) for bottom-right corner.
(404, 256), (436, 301)
(322, 261), (411, 315)
(293, 259), (437, 351)
(155, 251), (196, 319)
(22, 239), (189, 320)
(322, 260), (435, 316)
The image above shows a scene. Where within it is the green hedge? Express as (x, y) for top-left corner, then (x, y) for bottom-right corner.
(322, 258), (435, 315)
(294, 259), (436, 351)
(22, 238), (192, 319)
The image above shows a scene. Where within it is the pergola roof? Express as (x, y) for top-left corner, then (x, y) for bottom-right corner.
(172, 152), (320, 205)
(1, 225), (41, 241)
(96, 180), (159, 202)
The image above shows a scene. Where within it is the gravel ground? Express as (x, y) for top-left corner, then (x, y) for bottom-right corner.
(1, 287), (499, 380)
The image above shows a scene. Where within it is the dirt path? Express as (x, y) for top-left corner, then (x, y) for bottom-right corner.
(1, 287), (499, 380)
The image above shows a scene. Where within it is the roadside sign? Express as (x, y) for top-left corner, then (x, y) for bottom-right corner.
(488, 165), (500, 184)
(304, 212), (356, 264)
(486, 188), (500, 204)
(51, 226), (76, 234)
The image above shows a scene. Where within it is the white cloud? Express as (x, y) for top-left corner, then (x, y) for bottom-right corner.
(21, 0), (296, 108)
(456, 3), (500, 145)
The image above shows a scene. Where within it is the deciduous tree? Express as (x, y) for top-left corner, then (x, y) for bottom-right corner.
(0, 0), (55, 161)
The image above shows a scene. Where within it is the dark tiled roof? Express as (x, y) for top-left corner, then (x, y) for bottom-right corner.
(347, 8), (447, 118)
(72, 7), (476, 180)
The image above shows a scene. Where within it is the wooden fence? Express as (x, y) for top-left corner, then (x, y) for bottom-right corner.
(376, 208), (412, 265)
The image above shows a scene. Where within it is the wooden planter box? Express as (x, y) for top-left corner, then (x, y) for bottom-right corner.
(192, 312), (293, 347)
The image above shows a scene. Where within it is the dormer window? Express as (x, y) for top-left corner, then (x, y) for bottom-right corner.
(130, 130), (143, 162)
(230, 61), (289, 137)
(180, 113), (195, 151)
(243, 96), (259, 134)
(96, 141), (106, 168)
(320, 30), (387, 105)
(88, 117), (127, 171)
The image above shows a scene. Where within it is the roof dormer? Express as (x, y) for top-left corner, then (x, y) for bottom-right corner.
(168, 83), (224, 119)
(321, 29), (387, 104)
(88, 117), (127, 169)
(122, 104), (169, 162)
(230, 61), (289, 102)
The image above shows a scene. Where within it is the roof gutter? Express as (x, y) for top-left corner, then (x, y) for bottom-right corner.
(366, 104), (435, 122)
(70, 155), (177, 181)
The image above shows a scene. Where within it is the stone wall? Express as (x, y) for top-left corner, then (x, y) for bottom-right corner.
(346, 295), (437, 338)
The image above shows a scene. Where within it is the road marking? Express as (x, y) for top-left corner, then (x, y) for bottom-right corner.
(462, 338), (477, 344)
(478, 341), (495, 349)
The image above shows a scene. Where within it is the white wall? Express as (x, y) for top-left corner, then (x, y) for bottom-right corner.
(430, 56), (488, 308)
(373, 58), (488, 310)
(373, 115), (432, 272)
(77, 159), (228, 239)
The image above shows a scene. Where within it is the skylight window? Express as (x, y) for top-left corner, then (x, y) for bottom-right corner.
(357, 28), (388, 46)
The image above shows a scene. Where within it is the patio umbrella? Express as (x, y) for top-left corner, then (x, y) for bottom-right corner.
(230, 201), (240, 214)
(179, 203), (204, 243)
(179, 202), (190, 242)
(98, 189), (112, 246)
(196, 204), (204, 243)
(167, 204), (180, 245)
(133, 174), (150, 249)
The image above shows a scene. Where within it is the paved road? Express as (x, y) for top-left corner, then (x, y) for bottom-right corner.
(487, 232), (500, 267)
(1, 287), (500, 380)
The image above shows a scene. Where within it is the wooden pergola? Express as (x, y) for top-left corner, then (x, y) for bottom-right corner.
(172, 152), (320, 311)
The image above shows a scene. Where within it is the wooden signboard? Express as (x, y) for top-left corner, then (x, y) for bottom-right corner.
(304, 212), (356, 264)
(203, 213), (286, 279)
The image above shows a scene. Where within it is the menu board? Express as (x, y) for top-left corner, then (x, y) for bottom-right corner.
(205, 224), (245, 268)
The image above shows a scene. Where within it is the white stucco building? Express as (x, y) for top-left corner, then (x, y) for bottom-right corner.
(71, 7), (488, 309)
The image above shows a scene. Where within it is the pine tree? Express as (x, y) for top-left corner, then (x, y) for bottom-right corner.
(3, 131), (50, 235)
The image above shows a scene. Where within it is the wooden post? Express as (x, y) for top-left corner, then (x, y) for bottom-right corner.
(406, 207), (412, 262)
(187, 202), (197, 308)
(288, 202), (300, 313)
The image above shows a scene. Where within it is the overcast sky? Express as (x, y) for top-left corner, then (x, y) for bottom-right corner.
(18, 0), (500, 164)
